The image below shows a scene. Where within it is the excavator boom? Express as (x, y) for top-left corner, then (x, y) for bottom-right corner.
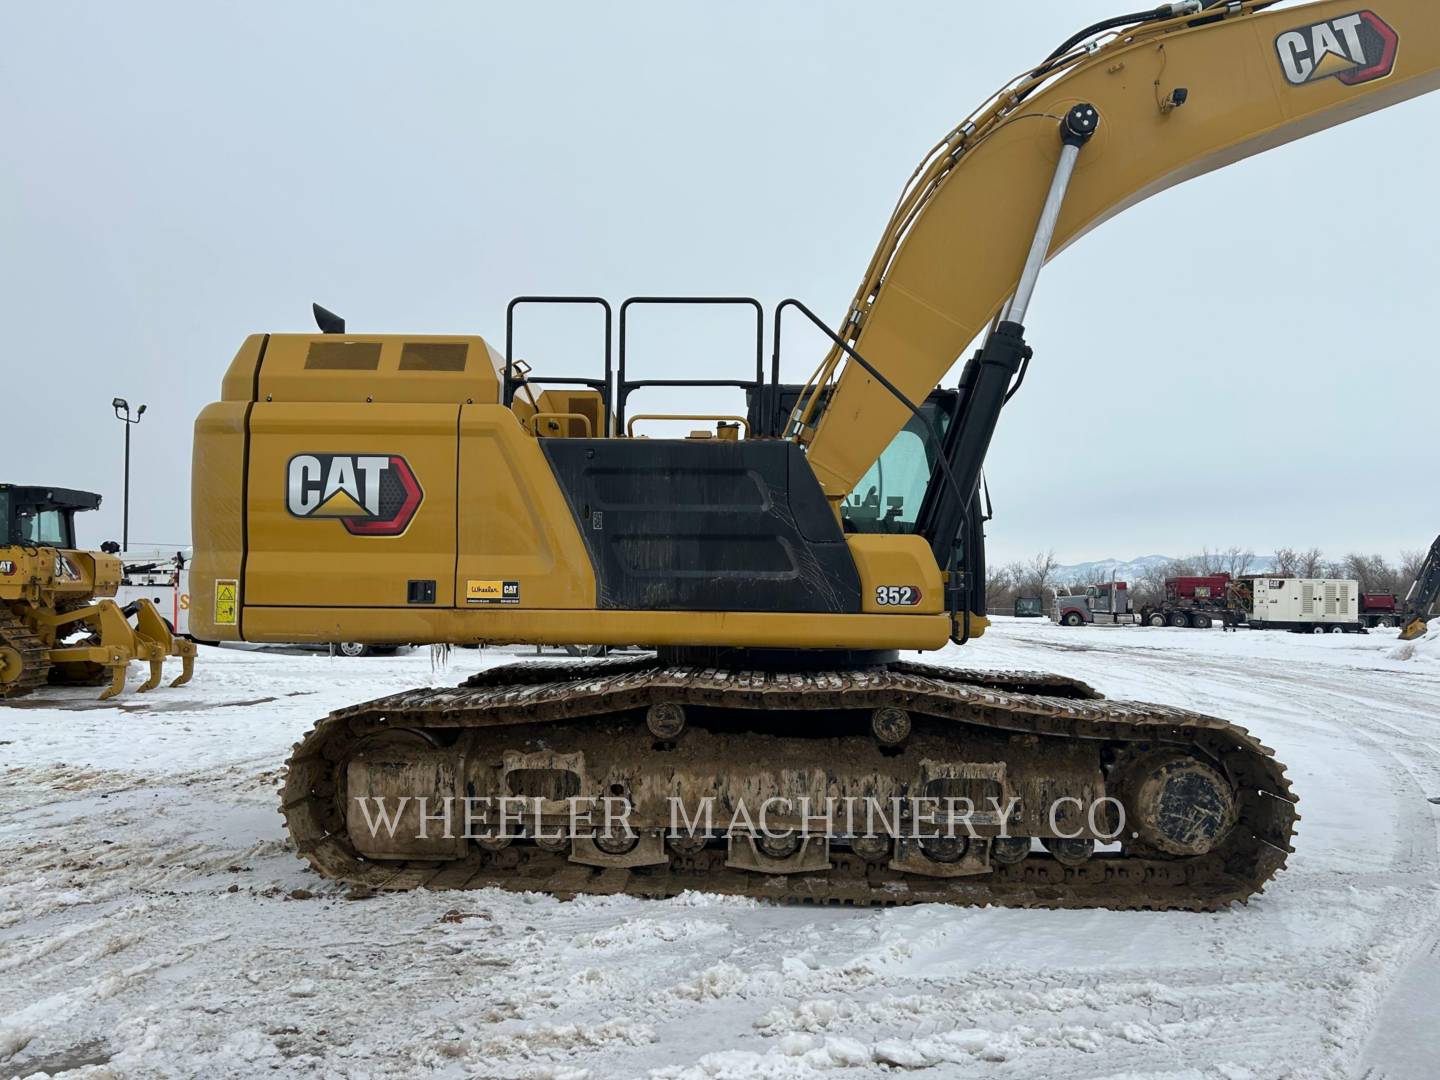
(804, 0), (1440, 500)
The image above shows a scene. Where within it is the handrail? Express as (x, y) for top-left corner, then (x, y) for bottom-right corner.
(617, 297), (764, 433)
(528, 411), (595, 438)
(504, 296), (614, 436)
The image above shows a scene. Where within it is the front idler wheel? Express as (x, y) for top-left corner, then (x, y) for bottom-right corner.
(1118, 750), (1238, 857)
(0, 645), (24, 691)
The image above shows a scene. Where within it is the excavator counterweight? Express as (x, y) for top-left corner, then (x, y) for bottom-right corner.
(192, 1), (1440, 908)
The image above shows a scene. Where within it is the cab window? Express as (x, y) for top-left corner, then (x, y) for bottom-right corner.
(840, 407), (949, 535)
(16, 509), (68, 546)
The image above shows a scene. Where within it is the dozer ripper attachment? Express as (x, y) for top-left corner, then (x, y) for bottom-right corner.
(0, 484), (197, 702)
(37, 596), (196, 700)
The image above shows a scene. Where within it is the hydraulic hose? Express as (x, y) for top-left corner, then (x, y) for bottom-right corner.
(1032, 5), (1197, 82)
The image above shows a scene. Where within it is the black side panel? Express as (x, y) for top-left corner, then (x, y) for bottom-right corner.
(541, 439), (862, 613)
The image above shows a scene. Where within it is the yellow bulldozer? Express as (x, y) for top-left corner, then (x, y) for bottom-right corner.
(0, 484), (195, 701)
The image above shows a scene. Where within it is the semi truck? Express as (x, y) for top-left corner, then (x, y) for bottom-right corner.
(1137, 574), (1240, 629)
(1053, 581), (1136, 627)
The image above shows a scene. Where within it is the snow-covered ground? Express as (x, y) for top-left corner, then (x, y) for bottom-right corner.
(3, 621), (1438, 1079)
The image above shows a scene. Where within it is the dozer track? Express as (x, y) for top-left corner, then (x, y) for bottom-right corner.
(280, 656), (1298, 911)
(0, 608), (52, 698)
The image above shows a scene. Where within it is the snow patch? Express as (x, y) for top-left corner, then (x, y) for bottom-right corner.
(1386, 618), (1440, 661)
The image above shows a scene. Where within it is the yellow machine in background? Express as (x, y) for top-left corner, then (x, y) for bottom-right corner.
(192, 1), (1437, 909)
(1398, 535), (1440, 642)
(0, 485), (195, 701)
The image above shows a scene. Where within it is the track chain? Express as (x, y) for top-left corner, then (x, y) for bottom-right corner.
(280, 656), (1298, 911)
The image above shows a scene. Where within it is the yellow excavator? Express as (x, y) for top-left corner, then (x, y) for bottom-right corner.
(191, 0), (1439, 909)
(1, 485), (195, 701)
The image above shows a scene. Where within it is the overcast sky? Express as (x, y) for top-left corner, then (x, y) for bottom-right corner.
(3, 1), (1436, 566)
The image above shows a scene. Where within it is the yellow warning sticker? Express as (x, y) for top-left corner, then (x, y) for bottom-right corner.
(215, 579), (238, 626)
(466, 579), (520, 606)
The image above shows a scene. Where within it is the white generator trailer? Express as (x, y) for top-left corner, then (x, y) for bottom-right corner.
(1247, 577), (1363, 634)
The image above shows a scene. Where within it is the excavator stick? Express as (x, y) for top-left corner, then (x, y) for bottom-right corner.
(1396, 536), (1440, 642)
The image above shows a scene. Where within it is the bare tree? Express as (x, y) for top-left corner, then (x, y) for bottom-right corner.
(1272, 547), (1301, 576)
(1399, 548), (1428, 589)
(1132, 557), (1195, 609)
(1221, 546), (1255, 578)
(1297, 548), (1325, 577)
(1019, 550), (1060, 598)
(1338, 553), (1392, 594)
(985, 563), (1016, 610)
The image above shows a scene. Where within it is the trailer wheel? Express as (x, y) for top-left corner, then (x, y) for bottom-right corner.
(1190, 613), (1213, 629)
(1330, 625), (1346, 635)
(1146, 612), (1167, 628)
(1061, 612), (1085, 627)
(1375, 617), (1393, 628)
(1168, 612), (1189, 628)
(1311, 626), (1325, 635)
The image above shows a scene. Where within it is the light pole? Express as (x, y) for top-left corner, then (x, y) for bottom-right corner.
(111, 398), (147, 552)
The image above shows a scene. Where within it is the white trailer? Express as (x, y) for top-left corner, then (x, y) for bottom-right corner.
(1247, 578), (1362, 634)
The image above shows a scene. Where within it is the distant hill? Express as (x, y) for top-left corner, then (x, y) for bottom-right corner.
(1054, 554), (1279, 585)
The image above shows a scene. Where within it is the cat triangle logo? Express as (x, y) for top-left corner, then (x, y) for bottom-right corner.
(312, 489), (368, 517)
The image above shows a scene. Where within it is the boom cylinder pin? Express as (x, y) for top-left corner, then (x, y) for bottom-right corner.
(1004, 104), (1099, 326)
